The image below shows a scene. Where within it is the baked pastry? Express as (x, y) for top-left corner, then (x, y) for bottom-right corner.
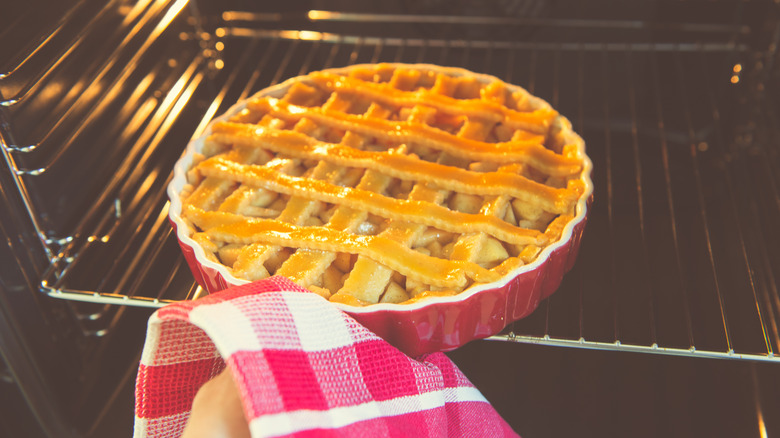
(173, 63), (589, 307)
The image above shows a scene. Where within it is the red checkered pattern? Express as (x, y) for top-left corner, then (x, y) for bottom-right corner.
(134, 276), (518, 438)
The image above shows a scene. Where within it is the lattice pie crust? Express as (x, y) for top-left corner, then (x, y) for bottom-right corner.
(178, 63), (587, 306)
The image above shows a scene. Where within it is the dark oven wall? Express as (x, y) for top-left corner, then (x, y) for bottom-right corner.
(1, 0), (779, 437)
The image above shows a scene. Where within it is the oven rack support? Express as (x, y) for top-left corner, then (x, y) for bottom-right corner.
(2, 0), (780, 364)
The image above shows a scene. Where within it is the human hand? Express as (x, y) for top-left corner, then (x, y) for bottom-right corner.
(181, 368), (251, 438)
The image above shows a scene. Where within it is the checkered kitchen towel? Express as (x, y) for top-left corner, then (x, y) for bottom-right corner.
(134, 276), (518, 437)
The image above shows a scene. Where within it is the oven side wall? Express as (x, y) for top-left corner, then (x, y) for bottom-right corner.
(0, 111), (80, 438)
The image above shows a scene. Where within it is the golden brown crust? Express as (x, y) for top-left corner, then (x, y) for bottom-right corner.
(179, 63), (588, 305)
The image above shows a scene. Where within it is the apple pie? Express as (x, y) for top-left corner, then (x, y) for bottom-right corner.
(173, 63), (589, 307)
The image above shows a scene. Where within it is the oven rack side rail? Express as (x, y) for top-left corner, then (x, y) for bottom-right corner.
(2, 0), (779, 364)
(38, 286), (780, 364)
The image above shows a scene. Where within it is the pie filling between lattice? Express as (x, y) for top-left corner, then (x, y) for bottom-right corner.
(178, 63), (587, 306)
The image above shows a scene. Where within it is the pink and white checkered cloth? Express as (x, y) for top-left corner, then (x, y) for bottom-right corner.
(134, 276), (518, 438)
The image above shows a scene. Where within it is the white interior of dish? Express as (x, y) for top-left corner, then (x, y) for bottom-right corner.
(167, 63), (594, 314)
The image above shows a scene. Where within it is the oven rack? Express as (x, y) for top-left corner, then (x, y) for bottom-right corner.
(2, 0), (779, 363)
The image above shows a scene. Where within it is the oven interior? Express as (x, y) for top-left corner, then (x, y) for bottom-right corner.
(1, 0), (779, 436)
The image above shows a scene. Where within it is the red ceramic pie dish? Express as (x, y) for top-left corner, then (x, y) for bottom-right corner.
(168, 63), (594, 357)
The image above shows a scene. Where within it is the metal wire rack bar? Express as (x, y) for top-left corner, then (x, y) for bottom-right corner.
(627, 48), (659, 346)
(678, 49), (739, 354)
(220, 29), (752, 53)
(0, 113), (53, 258)
(487, 334), (778, 362)
(223, 9), (752, 34)
(650, 49), (698, 349)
